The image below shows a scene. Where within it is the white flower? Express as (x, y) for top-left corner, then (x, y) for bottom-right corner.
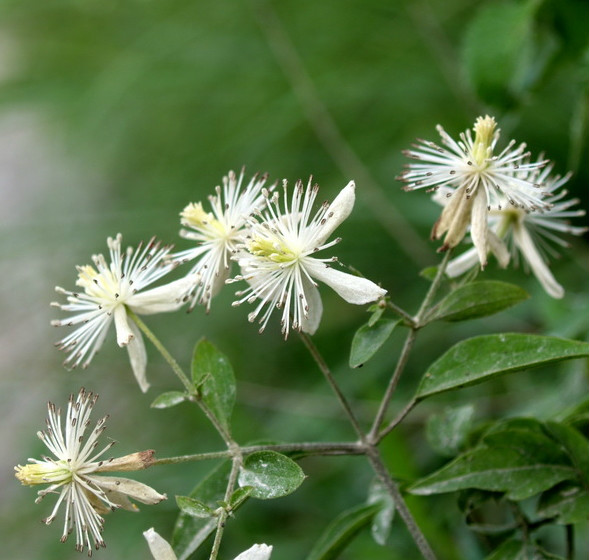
(15, 389), (166, 555)
(143, 528), (273, 560)
(399, 116), (551, 267)
(173, 169), (269, 311)
(52, 233), (194, 392)
(230, 179), (387, 337)
(443, 162), (587, 298)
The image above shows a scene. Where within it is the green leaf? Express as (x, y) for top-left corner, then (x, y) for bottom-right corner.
(175, 496), (216, 518)
(367, 302), (385, 327)
(150, 391), (188, 409)
(171, 462), (231, 560)
(349, 319), (399, 368)
(415, 334), (589, 400)
(463, 1), (538, 106)
(410, 424), (577, 500)
(238, 451), (305, 500)
(485, 539), (567, 560)
(426, 281), (528, 323)
(544, 421), (589, 485)
(229, 486), (253, 510)
(367, 478), (394, 546)
(484, 538), (524, 560)
(426, 405), (474, 457)
(419, 266), (438, 281)
(307, 502), (382, 560)
(191, 338), (236, 431)
(537, 481), (589, 524)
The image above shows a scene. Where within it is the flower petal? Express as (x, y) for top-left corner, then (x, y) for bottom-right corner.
(114, 305), (134, 347)
(300, 279), (323, 335)
(513, 223), (564, 299)
(94, 476), (167, 507)
(126, 320), (149, 392)
(234, 544), (273, 560)
(144, 528), (177, 560)
(305, 260), (386, 304)
(128, 276), (196, 314)
(315, 181), (356, 245)
(470, 188), (489, 269)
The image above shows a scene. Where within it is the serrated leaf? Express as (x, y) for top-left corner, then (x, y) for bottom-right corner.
(426, 404), (474, 457)
(463, 1), (537, 105)
(367, 478), (394, 546)
(349, 319), (399, 368)
(415, 334), (589, 400)
(410, 425), (577, 500)
(175, 496), (216, 518)
(238, 451), (305, 500)
(191, 338), (236, 432)
(172, 462), (231, 560)
(307, 502), (382, 560)
(537, 481), (589, 524)
(151, 391), (188, 409)
(426, 281), (528, 323)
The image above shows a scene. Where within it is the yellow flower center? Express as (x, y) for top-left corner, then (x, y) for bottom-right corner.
(181, 202), (228, 238)
(472, 115), (497, 168)
(248, 235), (299, 263)
(76, 265), (122, 301)
(15, 461), (73, 486)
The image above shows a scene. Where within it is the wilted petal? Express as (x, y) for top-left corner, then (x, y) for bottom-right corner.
(234, 544), (273, 560)
(305, 260), (386, 304)
(94, 476), (167, 510)
(144, 528), (177, 560)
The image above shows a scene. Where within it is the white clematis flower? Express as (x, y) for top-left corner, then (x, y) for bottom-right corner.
(15, 389), (166, 555)
(173, 169), (269, 311)
(52, 233), (194, 392)
(230, 179), (387, 337)
(442, 162), (587, 298)
(143, 528), (273, 560)
(399, 116), (551, 268)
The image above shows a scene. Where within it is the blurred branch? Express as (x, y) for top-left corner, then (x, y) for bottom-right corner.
(248, 0), (431, 267)
(405, 0), (482, 115)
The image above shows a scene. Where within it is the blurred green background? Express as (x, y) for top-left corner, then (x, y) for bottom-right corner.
(1, 0), (587, 558)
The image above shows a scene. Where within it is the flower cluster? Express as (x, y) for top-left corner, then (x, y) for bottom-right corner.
(15, 389), (166, 555)
(52, 172), (385, 389)
(400, 116), (586, 297)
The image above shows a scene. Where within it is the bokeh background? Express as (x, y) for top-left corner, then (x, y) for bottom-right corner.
(1, 0), (587, 558)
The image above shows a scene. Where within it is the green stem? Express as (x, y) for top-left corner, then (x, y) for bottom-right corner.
(209, 456), (242, 560)
(365, 446), (437, 560)
(127, 309), (192, 393)
(298, 332), (365, 440)
(128, 308), (235, 447)
(300, 333), (437, 559)
(368, 251), (452, 442)
(152, 441), (365, 466)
